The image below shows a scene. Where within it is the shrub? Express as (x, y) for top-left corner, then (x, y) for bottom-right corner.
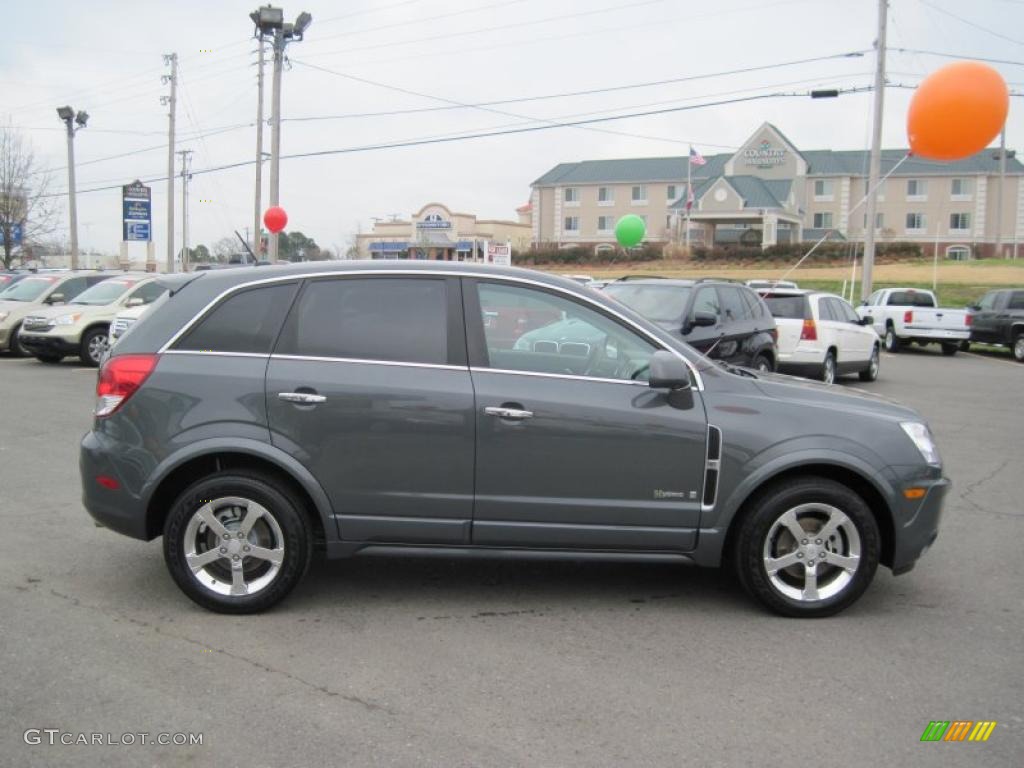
(514, 243), (663, 266)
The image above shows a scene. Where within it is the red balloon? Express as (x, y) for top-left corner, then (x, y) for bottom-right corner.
(907, 62), (1009, 161)
(263, 206), (288, 234)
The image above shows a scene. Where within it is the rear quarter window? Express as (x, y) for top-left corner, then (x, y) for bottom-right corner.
(174, 282), (299, 353)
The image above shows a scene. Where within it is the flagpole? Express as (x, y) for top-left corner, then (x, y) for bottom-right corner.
(685, 146), (692, 251)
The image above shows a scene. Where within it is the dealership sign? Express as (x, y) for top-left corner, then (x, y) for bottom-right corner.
(743, 140), (786, 168)
(122, 180), (152, 242)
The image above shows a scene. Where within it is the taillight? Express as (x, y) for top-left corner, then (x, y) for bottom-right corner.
(965, 313), (972, 327)
(800, 318), (817, 341)
(95, 354), (158, 417)
(904, 310), (913, 324)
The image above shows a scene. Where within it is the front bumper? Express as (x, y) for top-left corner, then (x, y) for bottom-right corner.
(0, 325), (11, 351)
(890, 475), (950, 575)
(19, 331), (80, 357)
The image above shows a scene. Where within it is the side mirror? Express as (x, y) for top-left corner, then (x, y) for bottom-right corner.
(125, 297), (145, 308)
(682, 311), (718, 334)
(859, 315), (873, 325)
(968, 304), (981, 312)
(45, 292), (65, 304)
(648, 350), (691, 390)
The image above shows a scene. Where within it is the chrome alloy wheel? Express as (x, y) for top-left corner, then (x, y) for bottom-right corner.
(762, 503), (861, 602)
(822, 354), (836, 385)
(183, 497), (285, 597)
(868, 347), (879, 378)
(1014, 335), (1024, 362)
(87, 333), (108, 364)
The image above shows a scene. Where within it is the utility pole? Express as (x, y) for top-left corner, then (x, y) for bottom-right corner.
(861, 0), (887, 301)
(162, 53), (178, 273)
(254, 39), (266, 256)
(56, 106), (87, 270)
(178, 150), (193, 271)
(250, 6), (311, 261)
(995, 126), (1007, 259)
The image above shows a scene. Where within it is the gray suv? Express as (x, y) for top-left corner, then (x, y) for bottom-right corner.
(80, 262), (949, 617)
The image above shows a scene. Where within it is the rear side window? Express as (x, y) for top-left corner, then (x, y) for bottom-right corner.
(276, 277), (448, 365)
(718, 287), (749, 321)
(1008, 291), (1024, 310)
(763, 294), (807, 319)
(175, 282), (298, 353)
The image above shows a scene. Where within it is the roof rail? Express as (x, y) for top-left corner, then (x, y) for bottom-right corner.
(693, 277), (740, 283)
(614, 274), (666, 281)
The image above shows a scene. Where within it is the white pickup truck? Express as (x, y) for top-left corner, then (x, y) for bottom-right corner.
(856, 287), (969, 356)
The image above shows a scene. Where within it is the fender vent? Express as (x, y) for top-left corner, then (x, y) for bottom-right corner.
(702, 425), (722, 508)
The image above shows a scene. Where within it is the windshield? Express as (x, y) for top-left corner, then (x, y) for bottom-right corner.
(71, 279), (137, 305)
(0, 276), (58, 302)
(603, 284), (692, 324)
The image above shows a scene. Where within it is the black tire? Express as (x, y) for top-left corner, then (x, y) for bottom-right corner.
(858, 345), (880, 382)
(820, 350), (837, 385)
(163, 470), (313, 614)
(79, 327), (108, 367)
(35, 354), (63, 363)
(1013, 332), (1024, 363)
(940, 343), (958, 356)
(883, 325), (900, 353)
(751, 354), (773, 373)
(733, 476), (880, 618)
(8, 322), (28, 357)
(958, 340), (970, 352)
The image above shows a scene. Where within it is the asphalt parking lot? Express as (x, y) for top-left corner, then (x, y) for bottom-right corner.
(1, 348), (1021, 767)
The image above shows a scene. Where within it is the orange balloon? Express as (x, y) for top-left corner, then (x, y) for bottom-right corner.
(907, 62), (1009, 161)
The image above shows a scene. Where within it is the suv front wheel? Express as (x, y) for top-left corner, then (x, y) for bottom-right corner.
(734, 477), (880, 617)
(80, 327), (109, 367)
(163, 470), (313, 614)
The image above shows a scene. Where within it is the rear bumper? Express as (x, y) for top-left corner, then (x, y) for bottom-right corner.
(900, 328), (969, 343)
(890, 476), (950, 575)
(80, 429), (150, 540)
(20, 332), (79, 357)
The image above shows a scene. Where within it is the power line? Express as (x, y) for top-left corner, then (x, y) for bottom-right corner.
(286, 50), (868, 122)
(917, 0), (1024, 47)
(890, 47), (1024, 66)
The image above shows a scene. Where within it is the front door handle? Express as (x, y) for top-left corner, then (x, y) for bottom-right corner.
(278, 392), (327, 404)
(484, 406), (533, 420)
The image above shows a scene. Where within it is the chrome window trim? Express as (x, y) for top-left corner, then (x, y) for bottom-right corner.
(271, 353), (465, 372)
(163, 350), (270, 359)
(471, 366), (650, 388)
(156, 269), (705, 390)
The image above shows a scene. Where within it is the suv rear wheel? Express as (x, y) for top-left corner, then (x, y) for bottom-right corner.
(163, 471), (312, 614)
(734, 477), (880, 617)
(858, 345), (880, 382)
(820, 350), (837, 384)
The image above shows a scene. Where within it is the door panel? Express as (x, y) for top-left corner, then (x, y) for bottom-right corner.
(468, 279), (709, 551)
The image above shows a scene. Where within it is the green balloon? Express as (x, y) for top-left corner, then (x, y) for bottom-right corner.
(615, 214), (646, 247)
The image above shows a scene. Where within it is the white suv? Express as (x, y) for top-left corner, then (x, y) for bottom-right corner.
(759, 290), (880, 384)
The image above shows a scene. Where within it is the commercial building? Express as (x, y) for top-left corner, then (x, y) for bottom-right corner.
(530, 122), (1024, 259)
(356, 203), (532, 261)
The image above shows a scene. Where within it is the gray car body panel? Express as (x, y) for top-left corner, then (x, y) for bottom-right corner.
(83, 261), (948, 574)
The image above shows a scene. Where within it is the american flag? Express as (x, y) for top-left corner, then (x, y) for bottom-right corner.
(685, 184), (695, 212)
(689, 146), (706, 166)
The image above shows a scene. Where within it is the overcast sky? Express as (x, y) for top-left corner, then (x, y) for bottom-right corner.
(2, 0), (1021, 257)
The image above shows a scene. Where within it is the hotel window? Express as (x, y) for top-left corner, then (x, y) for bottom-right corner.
(905, 212), (926, 231)
(563, 187), (579, 205)
(813, 179), (834, 201)
(631, 185), (647, 204)
(949, 212), (971, 231)
(906, 179), (927, 199)
(597, 215), (614, 232)
(862, 212), (884, 230)
(813, 212), (833, 229)
(951, 178), (972, 199)
(863, 179), (885, 200)
(597, 186), (614, 205)
(666, 185), (677, 202)
(563, 216), (580, 233)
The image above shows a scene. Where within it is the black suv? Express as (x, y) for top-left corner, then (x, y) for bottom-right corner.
(968, 288), (1024, 362)
(602, 278), (778, 371)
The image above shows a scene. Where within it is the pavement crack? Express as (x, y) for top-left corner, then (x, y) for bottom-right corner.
(957, 460), (1019, 518)
(40, 587), (397, 716)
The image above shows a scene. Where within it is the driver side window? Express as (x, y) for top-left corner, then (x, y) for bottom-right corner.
(476, 282), (658, 382)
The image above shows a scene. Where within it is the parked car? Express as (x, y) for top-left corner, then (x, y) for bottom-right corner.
(19, 274), (166, 365)
(856, 287), (969, 355)
(0, 272), (31, 293)
(80, 262), (948, 617)
(746, 279), (799, 290)
(760, 290), (879, 384)
(967, 288), (1024, 361)
(603, 278), (778, 371)
(0, 271), (113, 357)
(108, 302), (154, 347)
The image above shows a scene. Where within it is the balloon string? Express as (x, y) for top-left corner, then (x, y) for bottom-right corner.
(777, 152), (912, 283)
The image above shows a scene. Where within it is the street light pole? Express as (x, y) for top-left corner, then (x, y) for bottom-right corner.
(56, 106), (87, 270)
(861, 0), (887, 301)
(254, 40), (266, 256)
(162, 53), (178, 273)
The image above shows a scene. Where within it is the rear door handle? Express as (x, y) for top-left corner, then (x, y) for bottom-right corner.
(278, 392), (327, 404)
(484, 406), (533, 420)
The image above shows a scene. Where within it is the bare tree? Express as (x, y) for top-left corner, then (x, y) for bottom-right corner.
(0, 123), (58, 269)
(211, 236), (238, 263)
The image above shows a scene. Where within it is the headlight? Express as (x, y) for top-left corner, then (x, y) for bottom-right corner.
(901, 422), (941, 466)
(0, 311), (9, 323)
(52, 313), (82, 326)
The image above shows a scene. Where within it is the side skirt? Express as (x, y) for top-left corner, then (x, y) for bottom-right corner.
(324, 542), (696, 565)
